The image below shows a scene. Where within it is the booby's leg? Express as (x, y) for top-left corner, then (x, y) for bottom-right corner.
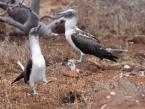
(77, 52), (84, 63)
(42, 78), (49, 84)
(30, 82), (38, 95)
(32, 87), (38, 95)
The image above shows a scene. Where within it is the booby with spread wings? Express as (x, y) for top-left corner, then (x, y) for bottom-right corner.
(58, 9), (118, 62)
(11, 26), (48, 95)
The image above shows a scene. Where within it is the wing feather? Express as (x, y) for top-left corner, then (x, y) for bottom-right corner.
(71, 31), (118, 62)
(24, 59), (32, 83)
(75, 27), (100, 43)
(11, 59), (32, 84)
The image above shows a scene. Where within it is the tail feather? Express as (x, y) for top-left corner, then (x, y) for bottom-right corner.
(11, 73), (24, 84)
(95, 49), (118, 62)
(17, 61), (24, 71)
(105, 52), (118, 62)
(11, 61), (24, 85)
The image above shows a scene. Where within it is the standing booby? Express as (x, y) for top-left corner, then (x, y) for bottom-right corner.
(58, 9), (118, 62)
(11, 26), (48, 95)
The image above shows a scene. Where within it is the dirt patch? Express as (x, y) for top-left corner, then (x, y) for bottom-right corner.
(0, 34), (145, 109)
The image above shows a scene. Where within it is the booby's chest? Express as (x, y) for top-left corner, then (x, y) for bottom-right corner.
(65, 30), (80, 52)
(30, 55), (46, 83)
(32, 54), (46, 68)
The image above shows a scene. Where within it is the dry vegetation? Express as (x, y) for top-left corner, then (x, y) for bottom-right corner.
(0, 0), (145, 109)
(74, 0), (145, 36)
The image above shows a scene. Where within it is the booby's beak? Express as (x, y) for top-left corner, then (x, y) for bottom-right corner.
(29, 25), (42, 36)
(32, 25), (41, 33)
(57, 9), (76, 19)
(35, 25), (41, 32)
(58, 10), (70, 18)
(57, 11), (65, 18)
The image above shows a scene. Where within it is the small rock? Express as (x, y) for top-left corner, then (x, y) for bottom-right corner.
(64, 71), (79, 78)
(141, 93), (145, 97)
(87, 62), (101, 72)
(67, 59), (80, 73)
(100, 104), (108, 109)
(104, 64), (121, 70)
(124, 65), (130, 69)
(124, 73), (130, 77)
(110, 91), (116, 96)
(106, 95), (111, 99)
(136, 100), (140, 104)
(62, 91), (81, 103)
(123, 64), (133, 72)
(138, 69), (145, 77)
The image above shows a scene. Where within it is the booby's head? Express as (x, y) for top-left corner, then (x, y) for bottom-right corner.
(29, 25), (41, 36)
(59, 9), (78, 19)
(58, 9), (78, 28)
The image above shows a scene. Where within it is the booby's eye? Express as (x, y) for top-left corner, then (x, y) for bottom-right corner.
(60, 19), (65, 23)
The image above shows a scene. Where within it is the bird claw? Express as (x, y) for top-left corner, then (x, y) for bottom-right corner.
(32, 92), (39, 95)
(43, 80), (49, 84)
(32, 88), (38, 95)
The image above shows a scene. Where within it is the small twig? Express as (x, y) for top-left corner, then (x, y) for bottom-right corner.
(21, 5), (40, 19)
(40, 14), (60, 20)
(62, 0), (74, 11)
(7, 3), (40, 19)
(100, 104), (108, 109)
(0, 10), (7, 16)
(6, 0), (11, 4)
(0, 0), (10, 16)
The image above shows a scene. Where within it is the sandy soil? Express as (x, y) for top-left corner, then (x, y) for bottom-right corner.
(0, 34), (145, 109)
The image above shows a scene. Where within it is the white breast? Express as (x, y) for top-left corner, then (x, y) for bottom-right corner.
(29, 35), (46, 83)
(65, 30), (80, 52)
(30, 55), (46, 83)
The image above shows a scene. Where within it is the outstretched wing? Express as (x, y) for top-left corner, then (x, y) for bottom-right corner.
(24, 59), (32, 83)
(11, 59), (32, 84)
(71, 32), (118, 62)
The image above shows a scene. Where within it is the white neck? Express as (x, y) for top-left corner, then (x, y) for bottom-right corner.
(29, 35), (42, 57)
(65, 17), (78, 32)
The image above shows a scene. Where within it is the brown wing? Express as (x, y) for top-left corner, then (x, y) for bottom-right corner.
(71, 32), (118, 62)
(76, 28), (100, 43)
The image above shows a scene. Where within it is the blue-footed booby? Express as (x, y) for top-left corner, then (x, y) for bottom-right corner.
(58, 9), (118, 62)
(11, 26), (48, 95)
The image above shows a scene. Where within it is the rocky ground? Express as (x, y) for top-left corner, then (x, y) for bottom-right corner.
(0, 33), (145, 109)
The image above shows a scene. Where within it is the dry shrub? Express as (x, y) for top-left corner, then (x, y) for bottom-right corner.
(72, 0), (145, 37)
(0, 38), (29, 74)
